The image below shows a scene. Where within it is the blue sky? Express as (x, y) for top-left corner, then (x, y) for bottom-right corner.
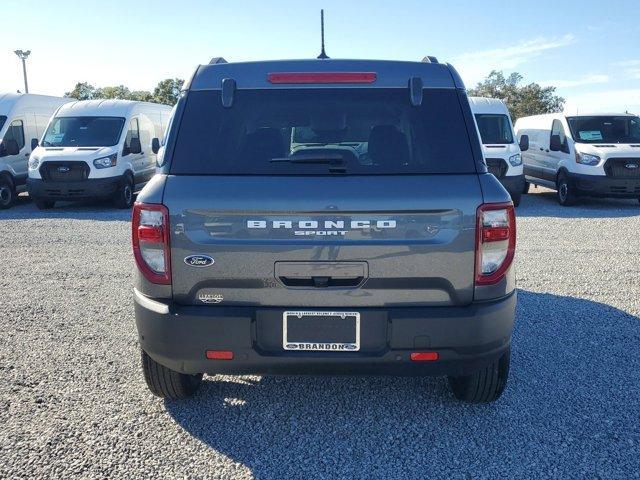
(2, 0), (639, 113)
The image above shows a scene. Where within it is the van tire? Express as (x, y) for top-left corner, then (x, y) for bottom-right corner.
(0, 175), (15, 210)
(447, 347), (510, 403)
(556, 173), (576, 206)
(114, 174), (134, 209)
(511, 192), (521, 207)
(522, 181), (530, 194)
(34, 198), (55, 210)
(141, 349), (203, 400)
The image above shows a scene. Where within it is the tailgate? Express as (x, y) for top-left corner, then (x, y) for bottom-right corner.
(165, 175), (481, 307)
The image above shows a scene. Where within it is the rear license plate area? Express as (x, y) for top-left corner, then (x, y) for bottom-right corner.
(283, 311), (360, 352)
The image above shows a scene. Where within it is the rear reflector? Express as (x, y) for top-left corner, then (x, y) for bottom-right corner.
(206, 350), (234, 360)
(267, 72), (377, 84)
(410, 352), (439, 362)
(137, 225), (164, 243)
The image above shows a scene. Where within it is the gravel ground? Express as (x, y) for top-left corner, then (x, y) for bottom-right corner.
(0, 189), (639, 479)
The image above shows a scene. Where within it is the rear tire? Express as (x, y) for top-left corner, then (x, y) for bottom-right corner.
(556, 173), (577, 206)
(114, 174), (134, 209)
(447, 347), (510, 403)
(141, 349), (203, 400)
(511, 192), (521, 207)
(0, 176), (15, 210)
(34, 198), (55, 210)
(522, 181), (530, 194)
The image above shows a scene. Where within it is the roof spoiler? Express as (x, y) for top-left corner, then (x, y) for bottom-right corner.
(421, 56), (439, 64)
(209, 57), (228, 65)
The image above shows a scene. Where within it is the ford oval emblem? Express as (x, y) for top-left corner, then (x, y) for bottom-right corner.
(625, 162), (639, 169)
(184, 255), (215, 267)
(57, 166), (70, 173)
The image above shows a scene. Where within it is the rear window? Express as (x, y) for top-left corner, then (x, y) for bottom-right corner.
(170, 88), (476, 175)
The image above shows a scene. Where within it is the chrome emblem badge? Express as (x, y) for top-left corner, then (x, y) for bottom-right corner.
(198, 293), (223, 304)
(625, 163), (639, 169)
(184, 255), (215, 267)
(57, 166), (70, 173)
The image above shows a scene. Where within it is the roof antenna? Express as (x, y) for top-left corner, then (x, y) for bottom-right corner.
(317, 9), (329, 59)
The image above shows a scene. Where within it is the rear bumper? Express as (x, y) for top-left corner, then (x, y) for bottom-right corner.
(568, 173), (640, 198)
(134, 289), (516, 377)
(27, 177), (120, 201)
(499, 174), (525, 198)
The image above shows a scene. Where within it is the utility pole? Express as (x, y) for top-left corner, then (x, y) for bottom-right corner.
(14, 50), (31, 93)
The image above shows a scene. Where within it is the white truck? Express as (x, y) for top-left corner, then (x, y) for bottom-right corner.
(0, 93), (72, 209)
(28, 99), (172, 209)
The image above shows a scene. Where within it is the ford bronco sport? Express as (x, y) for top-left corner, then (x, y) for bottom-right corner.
(132, 57), (517, 403)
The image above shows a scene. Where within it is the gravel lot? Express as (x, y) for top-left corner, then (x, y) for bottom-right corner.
(1, 188), (639, 479)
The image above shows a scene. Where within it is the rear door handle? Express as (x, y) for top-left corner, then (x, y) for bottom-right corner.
(278, 275), (364, 288)
(24, 153), (30, 157)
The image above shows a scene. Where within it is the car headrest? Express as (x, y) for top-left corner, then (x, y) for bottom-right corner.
(368, 125), (410, 168)
(241, 127), (285, 162)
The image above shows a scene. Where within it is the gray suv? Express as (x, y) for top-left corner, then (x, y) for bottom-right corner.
(132, 57), (517, 403)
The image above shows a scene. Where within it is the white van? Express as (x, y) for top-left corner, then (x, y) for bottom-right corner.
(514, 113), (640, 205)
(469, 97), (526, 206)
(0, 93), (72, 209)
(27, 100), (172, 209)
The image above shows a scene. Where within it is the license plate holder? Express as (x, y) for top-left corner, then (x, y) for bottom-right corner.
(283, 311), (360, 352)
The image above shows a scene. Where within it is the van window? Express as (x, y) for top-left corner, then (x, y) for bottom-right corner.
(567, 115), (640, 144)
(551, 119), (566, 144)
(170, 88), (477, 175)
(43, 117), (125, 147)
(125, 118), (140, 150)
(474, 114), (513, 144)
(3, 120), (25, 151)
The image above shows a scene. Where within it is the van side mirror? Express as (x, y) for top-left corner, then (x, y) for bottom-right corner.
(129, 137), (142, 155)
(518, 134), (529, 152)
(151, 137), (160, 154)
(31, 138), (39, 150)
(549, 134), (562, 152)
(3, 139), (20, 156)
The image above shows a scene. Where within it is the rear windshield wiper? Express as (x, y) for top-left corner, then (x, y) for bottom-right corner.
(269, 153), (346, 165)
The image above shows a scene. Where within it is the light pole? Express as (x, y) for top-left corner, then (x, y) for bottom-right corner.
(14, 50), (31, 93)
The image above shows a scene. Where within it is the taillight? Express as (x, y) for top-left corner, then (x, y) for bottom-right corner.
(475, 203), (516, 286)
(267, 72), (377, 84)
(132, 203), (171, 284)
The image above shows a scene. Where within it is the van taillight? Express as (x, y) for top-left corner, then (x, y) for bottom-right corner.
(475, 203), (516, 286)
(132, 203), (171, 285)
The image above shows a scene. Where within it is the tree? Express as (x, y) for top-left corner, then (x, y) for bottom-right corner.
(130, 90), (153, 102)
(63, 78), (184, 105)
(152, 78), (184, 106)
(65, 82), (96, 100)
(468, 71), (565, 121)
(94, 85), (133, 100)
